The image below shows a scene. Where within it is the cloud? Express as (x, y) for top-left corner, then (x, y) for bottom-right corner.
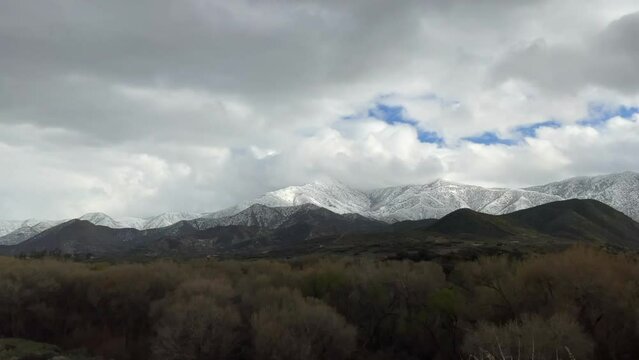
(0, 0), (638, 218)
(493, 11), (639, 94)
(448, 114), (639, 187)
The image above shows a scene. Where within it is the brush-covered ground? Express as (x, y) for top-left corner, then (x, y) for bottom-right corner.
(1, 246), (637, 360)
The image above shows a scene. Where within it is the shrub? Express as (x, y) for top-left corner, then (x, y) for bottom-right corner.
(463, 313), (593, 360)
(251, 287), (356, 360)
(151, 279), (242, 360)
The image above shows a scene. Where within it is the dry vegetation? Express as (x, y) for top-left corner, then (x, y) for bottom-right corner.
(0, 246), (638, 359)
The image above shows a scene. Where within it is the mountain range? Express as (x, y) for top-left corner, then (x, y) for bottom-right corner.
(1, 203), (386, 257)
(1, 171), (638, 246)
(0, 212), (203, 245)
(3, 198), (638, 259)
(273, 198), (639, 260)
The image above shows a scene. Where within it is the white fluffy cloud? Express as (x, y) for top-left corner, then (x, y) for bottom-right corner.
(446, 115), (639, 187)
(0, 0), (638, 218)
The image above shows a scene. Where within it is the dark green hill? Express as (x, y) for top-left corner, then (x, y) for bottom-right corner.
(9, 220), (140, 255)
(503, 199), (639, 248)
(427, 208), (520, 238)
(274, 206), (387, 242)
(262, 199), (639, 261)
(426, 199), (639, 249)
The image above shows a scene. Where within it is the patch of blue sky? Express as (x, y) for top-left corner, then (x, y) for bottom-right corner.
(367, 104), (411, 126)
(514, 120), (562, 137)
(345, 102), (444, 145)
(462, 132), (517, 146)
(417, 130), (444, 144)
(578, 103), (639, 127)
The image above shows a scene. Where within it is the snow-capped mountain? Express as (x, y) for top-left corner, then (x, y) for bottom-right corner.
(194, 203), (326, 230)
(0, 220), (65, 245)
(367, 180), (565, 221)
(527, 171), (639, 221)
(210, 173), (639, 222)
(0, 220), (23, 237)
(143, 212), (203, 229)
(78, 213), (131, 229)
(197, 180), (371, 222)
(0, 212), (203, 245)
(208, 180), (562, 222)
(0, 220), (66, 246)
(75, 212), (204, 230)
(0, 219), (56, 237)
(214, 179), (561, 222)
(240, 180), (371, 215)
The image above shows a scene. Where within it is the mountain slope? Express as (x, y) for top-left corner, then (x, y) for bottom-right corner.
(78, 213), (130, 229)
(0, 220), (65, 245)
(527, 171), (639, 221)
(427, 209), (519, 238)
(234, 180), (371, 215)
(192, 204), (316, 230)
(77, 212), (203, 230)
(272, 205), (387, 242)
(9, 220), (141, 255)
(213, 179), (564, 223)
(0, 212), (203, 243)
(142, 206), (387, 256)
(143, 212), (203, 229)
(0, 219), (60, 237)
(367, 180), (563, 221)
(427, 199), (639, 249)
(505, 199), (639, 247)
(2, 204), (387, 256)
(0, 220), (23, 237)
(163, 204), (385, 244)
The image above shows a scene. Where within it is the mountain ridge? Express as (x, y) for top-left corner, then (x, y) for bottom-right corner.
(4, 199), (638, 259)
(526, 171), (639, 221)
(1, 171), (638, 245)
(1, 203), (386, 256)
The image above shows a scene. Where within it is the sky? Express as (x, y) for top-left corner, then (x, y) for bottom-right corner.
(1, 0), (639, 219)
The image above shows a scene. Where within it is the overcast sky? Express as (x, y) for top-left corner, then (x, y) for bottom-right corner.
(1, 0), (639, 219)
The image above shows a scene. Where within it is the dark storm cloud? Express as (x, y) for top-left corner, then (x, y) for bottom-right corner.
(493, 11), (639, 94)
(0, 0), (435, 144)
(0, 1), (425, 92)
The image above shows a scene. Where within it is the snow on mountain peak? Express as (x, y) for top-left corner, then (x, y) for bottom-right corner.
(205, 173), (639, 223)
(0, 220), (24, 237)
(0, 217), (66, 245)
(75, 211), (202, 230)
(365, 181), (563, 221)
(236, 180), (371, 215)
(526, 171), (639, 221)
(78, 212), (122, 228)
(143, 212), (203, 229)
(426, 178), (464, 187)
